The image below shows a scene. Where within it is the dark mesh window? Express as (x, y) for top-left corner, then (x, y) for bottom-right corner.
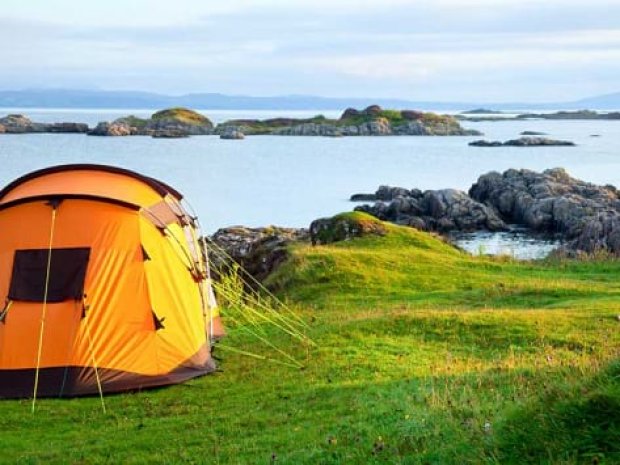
(8, 248), (90, 303)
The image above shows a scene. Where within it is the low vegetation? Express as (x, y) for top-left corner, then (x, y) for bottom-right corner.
(217, 106), (459, 134)
(218, 115), (329, 134)
(3, 214), (619, 464)
(151, 107), (212, 126)
(116, 115), (149, 128)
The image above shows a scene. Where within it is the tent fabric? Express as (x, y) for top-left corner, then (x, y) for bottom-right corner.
(0, 165), (222, 398)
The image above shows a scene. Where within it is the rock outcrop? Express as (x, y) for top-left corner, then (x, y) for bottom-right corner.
(88, 121), (133, 136)
(151, 129), (190, 138)
(351, 168), (620, 255)
(468, 140), (503, 147)
(209, 226), (309, 282)
(0, 114), (88, 134)
(469, 137), (575, 147)
(219, 128), (245, 140)
(354, 188), (506, 233)
(46, 122), (89, 133)
(469, 168), (620, 253)
(0, 114), (46, 133)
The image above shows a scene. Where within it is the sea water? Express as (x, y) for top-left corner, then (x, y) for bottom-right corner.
(0, 109), (618, 258)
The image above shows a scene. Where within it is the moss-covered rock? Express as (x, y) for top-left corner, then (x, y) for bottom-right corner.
(209, 226), (309, 282)
(309, 212), (387, 245)
(147, 108), (213, 135)
(150, 108), (212, 126)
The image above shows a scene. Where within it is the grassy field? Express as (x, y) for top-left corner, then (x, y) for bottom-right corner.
(2, 214), (619, 464)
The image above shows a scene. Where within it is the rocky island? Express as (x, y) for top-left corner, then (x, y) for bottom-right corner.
(215, 105), (482, 136)
(461, 108), (503, 114)
(516, 110), (620, 120)
(459, 109), (620, 122)
(469, 137), (575, 147)
(88, 108), (214, 137)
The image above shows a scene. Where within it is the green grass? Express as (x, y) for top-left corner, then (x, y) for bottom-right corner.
(2, 215), (619, 464)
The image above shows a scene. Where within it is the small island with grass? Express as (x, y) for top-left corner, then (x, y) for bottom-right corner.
(215, 105), (482, 136)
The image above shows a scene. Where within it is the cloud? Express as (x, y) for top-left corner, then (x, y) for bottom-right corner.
(0, 1), (619, 100)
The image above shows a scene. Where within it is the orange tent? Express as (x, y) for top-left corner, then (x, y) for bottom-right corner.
(0, 164), (224, 398)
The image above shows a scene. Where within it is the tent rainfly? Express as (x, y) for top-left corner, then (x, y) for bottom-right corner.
(0, 164), (224, 399)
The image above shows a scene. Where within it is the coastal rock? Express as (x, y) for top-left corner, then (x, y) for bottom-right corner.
(469, 137), (575, 147)
(46, 122), (89, 133)
(341, 108), (361, 119)
(363, 105), (382, 116)
(571, 212), (620, 254)
(350, 167), (620, 254)
(469, 168), (620, 253)
(391, 121), (429, 135)
(353, 187), (506, 233)
(219, 128), (245, 140)
(209, 226), (308, 282)
(88, 121), (132, 136)
(0, 124), (5, 133)
(469, 140), (503, 147)
(0, 114), (47, 133)
(520, 131), (547, 136)
(350, 193), (377, 202)
(505, 137), (575, 147)
(271, 122), (344, 136)
(151, 129), (189, 138)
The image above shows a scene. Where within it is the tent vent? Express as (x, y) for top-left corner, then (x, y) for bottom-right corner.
(8, 248), (90, 303)
(152, 311), (165, 331)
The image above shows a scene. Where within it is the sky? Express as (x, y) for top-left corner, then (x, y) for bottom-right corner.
(1, 0), (619, 102)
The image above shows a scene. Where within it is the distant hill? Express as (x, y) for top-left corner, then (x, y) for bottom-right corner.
(572, 92), (620, 109)
(0, 88), (618, 110)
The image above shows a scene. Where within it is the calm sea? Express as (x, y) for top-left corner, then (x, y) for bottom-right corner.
(0, 108), (618, 257)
